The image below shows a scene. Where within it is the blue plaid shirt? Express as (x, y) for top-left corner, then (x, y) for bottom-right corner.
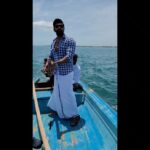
(49, 34), (76, 75)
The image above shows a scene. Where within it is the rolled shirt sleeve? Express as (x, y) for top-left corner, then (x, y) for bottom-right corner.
(49, 44), (54, 61)
(66, 39), (76, 62)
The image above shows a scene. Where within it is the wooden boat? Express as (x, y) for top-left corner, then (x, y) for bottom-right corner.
(33, 78), (117, 150)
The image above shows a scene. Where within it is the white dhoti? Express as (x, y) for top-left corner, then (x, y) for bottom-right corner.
(47, 71), (78, 119)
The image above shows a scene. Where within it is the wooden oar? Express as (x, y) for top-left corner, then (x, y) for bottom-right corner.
(33, 82), (51, 150)
(35, 87), (53, 91)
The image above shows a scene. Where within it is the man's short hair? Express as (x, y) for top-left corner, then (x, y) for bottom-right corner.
(73, 54), (78, 65)
(44, 58), (47, 62)
(53, 18), (64, 27)
(73, 54), (78, 59)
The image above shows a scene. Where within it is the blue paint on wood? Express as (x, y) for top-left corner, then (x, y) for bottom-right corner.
(33, 81), (117, 150)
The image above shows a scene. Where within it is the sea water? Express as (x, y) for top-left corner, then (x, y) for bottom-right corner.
(33, 46), (117, 109)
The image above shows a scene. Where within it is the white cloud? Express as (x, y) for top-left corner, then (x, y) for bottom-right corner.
(33, 21), (53, 30)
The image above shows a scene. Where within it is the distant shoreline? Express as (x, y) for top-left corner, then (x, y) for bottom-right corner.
(33, 45), (117, 48)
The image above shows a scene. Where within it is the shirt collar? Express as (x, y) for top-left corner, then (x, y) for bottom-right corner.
(53, 34), (66, 41)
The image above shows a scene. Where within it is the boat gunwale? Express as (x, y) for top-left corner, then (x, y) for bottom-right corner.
(79, 81), (117, 139)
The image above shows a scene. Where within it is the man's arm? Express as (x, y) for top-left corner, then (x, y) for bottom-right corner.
(54, 56), (67, 64)
(55, 38), (76, 64)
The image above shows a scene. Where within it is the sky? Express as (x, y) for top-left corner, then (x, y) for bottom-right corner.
(33, 0), (117, 46)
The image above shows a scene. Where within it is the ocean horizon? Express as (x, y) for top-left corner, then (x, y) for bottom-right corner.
(33, 45), (117, 47)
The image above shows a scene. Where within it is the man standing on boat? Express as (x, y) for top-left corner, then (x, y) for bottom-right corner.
(47, 18), (80, 126)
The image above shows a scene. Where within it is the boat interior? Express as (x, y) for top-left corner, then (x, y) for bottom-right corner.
(33, 88), (117, 150)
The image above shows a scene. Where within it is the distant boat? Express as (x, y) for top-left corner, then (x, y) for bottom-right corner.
(33, 78), (117, 150)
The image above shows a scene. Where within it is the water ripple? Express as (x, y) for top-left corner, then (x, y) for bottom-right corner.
(33, 46), (117, 107)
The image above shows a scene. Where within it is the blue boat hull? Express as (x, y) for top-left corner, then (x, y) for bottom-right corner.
(33, 81), (117, 150)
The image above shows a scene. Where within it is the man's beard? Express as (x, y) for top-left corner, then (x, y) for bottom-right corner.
(56, 30), (64, 37)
